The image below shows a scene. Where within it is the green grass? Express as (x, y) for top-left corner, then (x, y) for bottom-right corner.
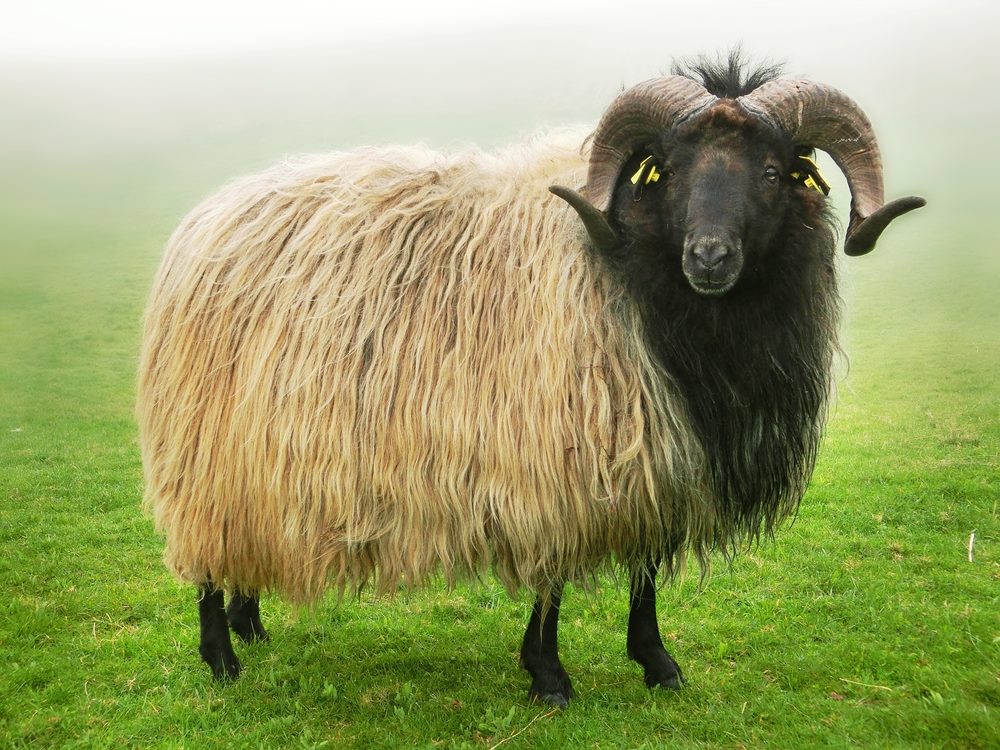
(1, 66), (997, 749)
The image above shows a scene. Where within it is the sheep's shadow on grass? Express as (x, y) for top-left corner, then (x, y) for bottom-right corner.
(186, 594), (687, 710)
(162, 579), (701, 708)
(201, 596), (522, 692)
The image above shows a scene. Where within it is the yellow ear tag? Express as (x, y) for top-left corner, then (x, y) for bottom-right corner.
(630, 155), (662, 186)
(794, 155), (831, 195)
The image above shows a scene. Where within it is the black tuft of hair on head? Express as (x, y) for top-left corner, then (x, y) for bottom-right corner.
(672, 47), (784, 98)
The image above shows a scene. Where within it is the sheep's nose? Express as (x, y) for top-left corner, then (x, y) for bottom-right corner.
(689, 236), (732, 270)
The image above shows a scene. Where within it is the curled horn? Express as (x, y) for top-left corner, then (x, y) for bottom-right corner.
(551, 76), (717, 251)
(738, 80), (925, 256)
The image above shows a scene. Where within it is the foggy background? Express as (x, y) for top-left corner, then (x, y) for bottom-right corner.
(1, 0), (996, 361)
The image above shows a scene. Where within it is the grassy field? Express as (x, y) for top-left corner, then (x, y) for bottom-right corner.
(0, 56), (997, 748)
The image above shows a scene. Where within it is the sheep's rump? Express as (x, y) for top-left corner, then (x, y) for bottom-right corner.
(137, 131), (705, 602)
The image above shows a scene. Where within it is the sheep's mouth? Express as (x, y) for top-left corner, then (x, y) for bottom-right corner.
(685, 275), (737, 297)
(682, 263), (741, 296)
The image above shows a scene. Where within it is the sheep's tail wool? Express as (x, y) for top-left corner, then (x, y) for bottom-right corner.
(137, 131), (710, 603)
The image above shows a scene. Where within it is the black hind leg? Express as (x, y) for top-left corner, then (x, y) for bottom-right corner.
(627, 561), (684, 690)
(198, 584), (241, 680)
(519, 585), (574, 707)
(227, 591), (269, 643)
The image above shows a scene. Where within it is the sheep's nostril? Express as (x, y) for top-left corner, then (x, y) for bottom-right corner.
(691, 238), (731, 270)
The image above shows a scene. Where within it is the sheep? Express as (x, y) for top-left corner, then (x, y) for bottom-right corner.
(136, 56), (924, 706)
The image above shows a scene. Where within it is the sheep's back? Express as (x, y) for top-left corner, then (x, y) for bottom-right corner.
(137, 133), (703, 601)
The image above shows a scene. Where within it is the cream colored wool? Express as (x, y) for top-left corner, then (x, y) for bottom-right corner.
(137, 130), (713, 603)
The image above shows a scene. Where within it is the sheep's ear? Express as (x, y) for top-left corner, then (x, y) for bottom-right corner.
(549, 185), (619, 253)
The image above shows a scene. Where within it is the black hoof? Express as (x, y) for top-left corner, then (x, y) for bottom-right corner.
(227, 612), (269, 644)
(200, 643), (242, 680)
(647, 670), (684, 690)
(529, 688), (571, 708)
(527, 670), (575, 708)
(226, 595), (269, 644)
(642, 653), (685, 690)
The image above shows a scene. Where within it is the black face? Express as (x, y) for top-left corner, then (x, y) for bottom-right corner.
(611, 111), (795, 297)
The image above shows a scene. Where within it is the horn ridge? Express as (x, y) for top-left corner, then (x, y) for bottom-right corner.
(739, 79), (924, 254)
(585, 76), (717, 212)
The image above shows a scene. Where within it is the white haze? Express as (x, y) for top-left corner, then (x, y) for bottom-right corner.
(2, 0), (995, 270)
(0, 1), (938, 59)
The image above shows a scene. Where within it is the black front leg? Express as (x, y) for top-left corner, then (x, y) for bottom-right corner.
(198, 584), (241, 680)
(627, 561), (684, 689)
(519, 585), (574, 707)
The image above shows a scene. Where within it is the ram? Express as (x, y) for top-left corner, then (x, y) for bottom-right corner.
(137, 57), (923, 706)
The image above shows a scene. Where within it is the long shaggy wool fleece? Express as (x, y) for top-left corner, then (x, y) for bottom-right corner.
(137, 130), (712, 603)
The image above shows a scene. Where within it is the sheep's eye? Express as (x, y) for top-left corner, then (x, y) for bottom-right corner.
(764, 166), (780, 185)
